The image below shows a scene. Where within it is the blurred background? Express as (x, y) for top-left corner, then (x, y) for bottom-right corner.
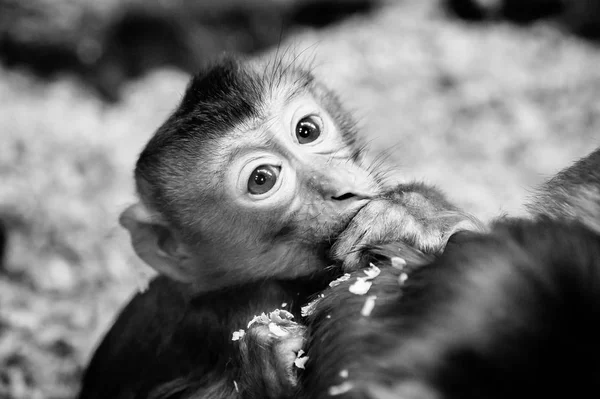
(1, 0), (599, 397)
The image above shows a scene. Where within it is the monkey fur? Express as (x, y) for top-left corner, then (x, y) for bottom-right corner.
(80, 51), (600, 398)
(122, 147), (600, 399)
(79, 55), (477, 399)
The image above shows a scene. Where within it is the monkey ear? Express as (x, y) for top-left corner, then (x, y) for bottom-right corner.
(119, 203), (196, 283)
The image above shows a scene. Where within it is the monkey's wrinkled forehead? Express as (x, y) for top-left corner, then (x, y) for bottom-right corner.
(167, 56), (314, 139)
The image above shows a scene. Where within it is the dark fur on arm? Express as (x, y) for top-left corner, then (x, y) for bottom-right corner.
(301, 219), (600, 399)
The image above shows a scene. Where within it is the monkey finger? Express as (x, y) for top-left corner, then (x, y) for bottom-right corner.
(341, 250), (369, 271)
(331, 223), (368, 265)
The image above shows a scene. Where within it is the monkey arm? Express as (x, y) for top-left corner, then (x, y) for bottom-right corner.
(331, 182), (484, 270)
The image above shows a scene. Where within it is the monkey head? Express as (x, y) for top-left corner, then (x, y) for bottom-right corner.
(119, 56), (381, 291)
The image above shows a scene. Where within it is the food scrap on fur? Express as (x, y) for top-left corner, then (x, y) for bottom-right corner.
(294, 349), (309, 369)
(364, 263), (381, 279)
(399, 273), (408, 285)
(329, 273), (351, 287)
(269, 309), (294, 324)
(328, 381), (354, 396)
(268, 322), (289, 337)
(361, 295), (377, 316)
(247, 313), (270, 328)
(349, 277), (372, 295)
(301, 297), (322, 317)
(339, 369), (349, 378)
(231, 329), (245, 341)
(391, 257), (407, 270)
(247, 309), (296, 331)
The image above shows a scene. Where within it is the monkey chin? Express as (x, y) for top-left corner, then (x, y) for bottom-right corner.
(262, 240), (336, 283)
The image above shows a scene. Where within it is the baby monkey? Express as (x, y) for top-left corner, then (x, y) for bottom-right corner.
(80, 55), (478, 399)
(120, 55), (478, 287)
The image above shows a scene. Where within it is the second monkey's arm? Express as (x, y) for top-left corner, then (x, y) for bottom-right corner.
(332, 182), (484, 270)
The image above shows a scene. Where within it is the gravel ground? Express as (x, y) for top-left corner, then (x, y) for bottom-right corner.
(1, 1), (599, 397)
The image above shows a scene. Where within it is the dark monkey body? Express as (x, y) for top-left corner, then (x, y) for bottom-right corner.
(78, 56), (475, 399)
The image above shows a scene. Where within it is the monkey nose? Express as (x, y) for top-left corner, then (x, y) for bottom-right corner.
(305, 164), (378, 202)
(313, 176), (377, 203)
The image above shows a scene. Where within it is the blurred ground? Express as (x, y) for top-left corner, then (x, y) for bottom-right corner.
(0, 0), (378, 101)
(1, 0), (600, 398)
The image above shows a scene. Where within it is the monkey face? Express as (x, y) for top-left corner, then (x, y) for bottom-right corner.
(122, 56), (383, 290)
(221, 91), (378, 234)
(188, 91), (380, 285)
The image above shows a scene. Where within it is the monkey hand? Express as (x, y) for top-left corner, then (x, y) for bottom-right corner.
(332, 183), (484, 270)
(237, 310), (307, 398)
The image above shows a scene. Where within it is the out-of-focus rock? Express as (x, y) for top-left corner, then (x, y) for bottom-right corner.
(445, 0), (600, 39)
(562, 0), (600, 38)
(0, 0), (380, 102)
(0, 219), (5, 273)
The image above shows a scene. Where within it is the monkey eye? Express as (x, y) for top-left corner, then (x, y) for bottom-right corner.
(248, 165), (280, 195)
(295, 115), (322, 144)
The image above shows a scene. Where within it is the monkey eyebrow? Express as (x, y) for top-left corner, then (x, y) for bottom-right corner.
(284, 87), (305, 104)
(225, 145), (244, 165)
(283, 79), (315, 106)
(263, 135), (277, 148)
(224, 136), (279, 165)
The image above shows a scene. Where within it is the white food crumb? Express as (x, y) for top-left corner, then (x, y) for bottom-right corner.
(360, 295), (377, 317)
(280, 309), (294, 319)
(231, 330), (245, 341)
(132, 258), (155, 293)
(269, 309), (294, 324)
(295, 357), (309, 369)
(326, 315), (332, 319)
(339, 369), (349, 378)
(247, 313), (270, 328)
(268, 322), (289, 337)
(329, 273), (352, 287)
(233, 380), (239, 392)
(349, 277), (372, 295)
(328, 381), (354, 396)
(301, 297), (322, 317)
(135, 277), (150, 293)
(391, 257), (407, 269)
(364, 264), (381, 279)
(294, 350), (309, 369)
(399, 273), (408, 285)
(281, 302), (288, 307)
